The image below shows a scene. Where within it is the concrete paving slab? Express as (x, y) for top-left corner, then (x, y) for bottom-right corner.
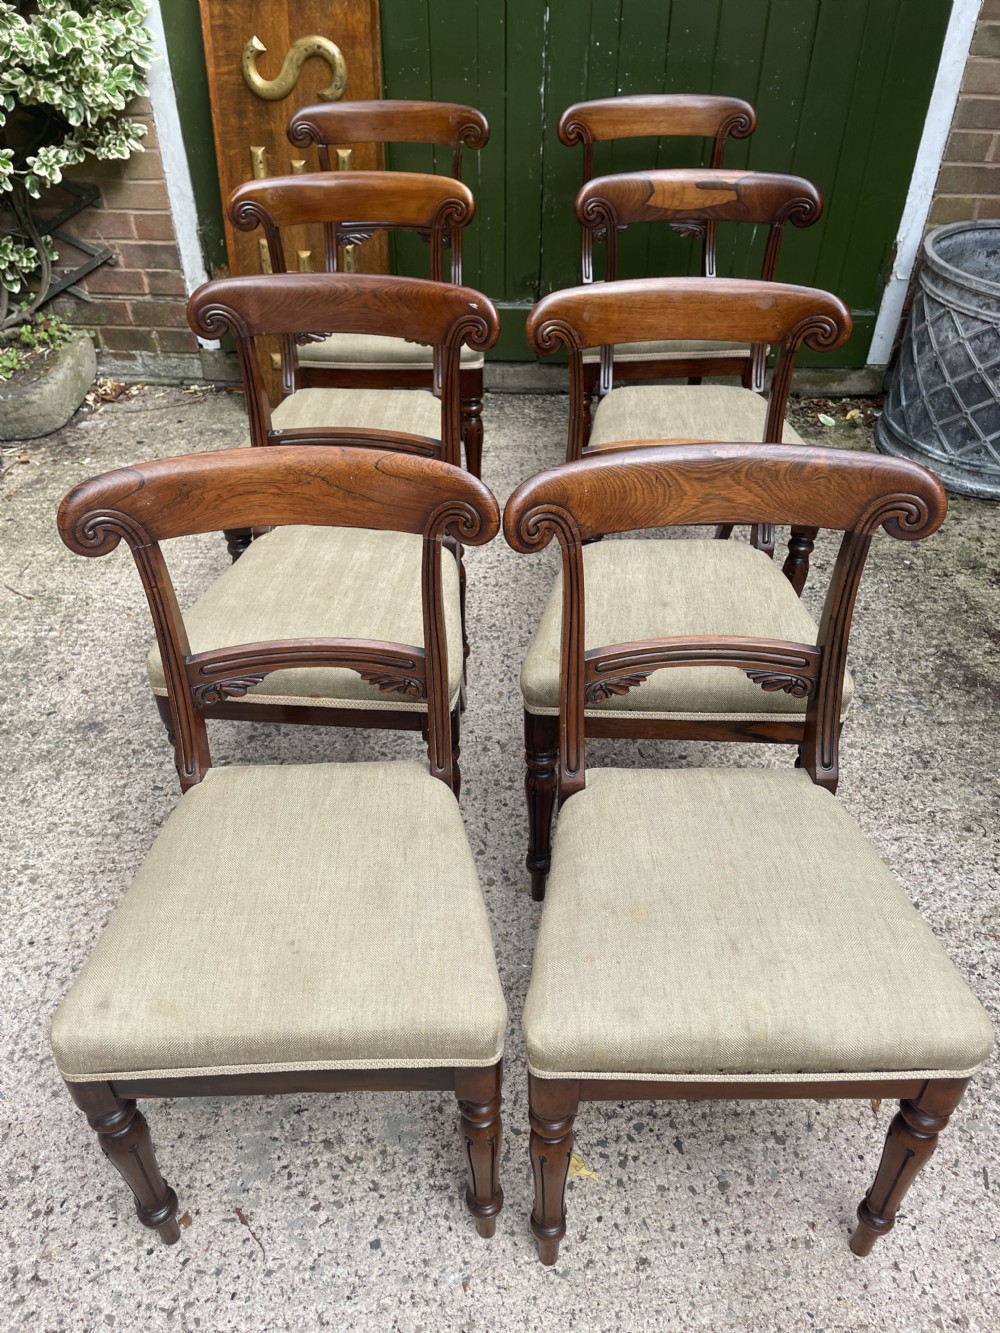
(1, 387), (998, 1331)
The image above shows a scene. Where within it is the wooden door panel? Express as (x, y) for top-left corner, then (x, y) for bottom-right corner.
(199, 0), (386, 280)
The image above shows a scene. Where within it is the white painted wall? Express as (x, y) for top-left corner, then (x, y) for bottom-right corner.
(867, 0), (982, 366)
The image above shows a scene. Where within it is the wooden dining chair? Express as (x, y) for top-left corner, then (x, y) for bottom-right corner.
(171, 273), (497, 778)
(504, 441), (993, 1265)
(519, 279), (852, 897)
(559, 92), (757, 189)
(576, 169), (823, 392)
(228, 173), (485, 473)
(52, 444), (507, 1245)
(286, 100), (491, 474)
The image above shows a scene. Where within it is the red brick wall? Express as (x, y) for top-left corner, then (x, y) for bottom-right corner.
(50, 95), (201, 380)
(931, 2), (1000, 225)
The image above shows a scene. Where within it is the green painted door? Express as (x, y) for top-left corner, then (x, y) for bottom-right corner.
(380, 0), (952, 364)
(164, 0), (953, 366)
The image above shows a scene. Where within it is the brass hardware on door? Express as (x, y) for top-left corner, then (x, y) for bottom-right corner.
(242, 34), (347, 103)
(336, 148), (358, 273)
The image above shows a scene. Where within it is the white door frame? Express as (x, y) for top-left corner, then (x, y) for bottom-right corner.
(145, 0), (218, 347)
(867, 0), (982, 366)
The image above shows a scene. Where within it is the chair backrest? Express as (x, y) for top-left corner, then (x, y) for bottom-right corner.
(503, 443), (946, 801)
(230, 171), (476, 283)
(559, 95), (758, 303)
(577, 169), (823, 390)
(288, 100), (490, 180)
(577, 169), (823, 283)
(58, 445), (500, 793)
(525, 277), (852, 459)
(187, 272), (500, 467)
(558, 94), (757, 179)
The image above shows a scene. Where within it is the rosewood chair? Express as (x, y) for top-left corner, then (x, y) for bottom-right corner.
(519, 279), (852, 896)
(576, 169), (822, 393)
(504, 442), (993, 1265)
(227, 178), (481, 471)
(558, 94), (759, 389)
(287, 101), (491, 474)
(52, 444), (506, 1244)
(163, 274), (498, 775)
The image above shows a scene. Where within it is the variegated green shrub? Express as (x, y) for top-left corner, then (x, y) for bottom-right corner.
(0, 1), (154, 328)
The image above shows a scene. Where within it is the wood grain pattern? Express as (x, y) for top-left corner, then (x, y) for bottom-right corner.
(527, 276), (851, 355)
(559, 93), (756, 167)
(288, 99), (490, 179)
(504, 443), (945, 547)
(229, 171), (475, 282)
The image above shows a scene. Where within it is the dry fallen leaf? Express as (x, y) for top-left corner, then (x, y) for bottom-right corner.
(568, 1151), (600, 1183)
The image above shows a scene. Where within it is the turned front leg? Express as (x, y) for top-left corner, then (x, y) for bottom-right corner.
(455, 1064), (504, 1238)
(67, 1081), (180, 1244)
(528, 1075), (580, 1265)
(850, 1078), (969, 1257)
(524, 711), (559, 901)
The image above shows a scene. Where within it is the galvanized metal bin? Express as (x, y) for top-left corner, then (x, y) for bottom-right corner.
(877, 221), (1000, 499)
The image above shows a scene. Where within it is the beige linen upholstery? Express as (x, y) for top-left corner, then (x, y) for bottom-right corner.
(582, 338), (750, 364)
(524, 767), (994, 1080)
(51, 761), (507, 1080)
(588, 384), (805, 449)
(521, 538), (852, 720)
(297, 332), (485, 371)
(147, 526), (463, 711)
(245, 386), (443, 447)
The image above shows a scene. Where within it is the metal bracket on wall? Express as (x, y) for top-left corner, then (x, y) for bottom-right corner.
(35, 181), (113, 302)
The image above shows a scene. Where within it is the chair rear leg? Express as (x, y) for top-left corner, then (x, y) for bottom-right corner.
(850, 1078), (969, 1256)
(66, 1081), (180, 1244)
(222, 528), (252, 562)
(528, 1075), (580, 1265)
(461, 397), (484, 479)
(783, 526), (818, 594)
(524, 710), (559, 901)
(455, 1064), (504, 1238)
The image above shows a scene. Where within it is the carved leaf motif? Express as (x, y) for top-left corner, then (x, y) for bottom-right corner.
(194, 675), (267, 706)
(585, 671), (653, 703)
(668, 219), (708, 240)
(295, 331), (332, 346)
(743, 670), (813, 698)
(358, 671), (425, 699)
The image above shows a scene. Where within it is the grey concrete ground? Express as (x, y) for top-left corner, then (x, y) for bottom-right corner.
(1, 387), (998, 1332)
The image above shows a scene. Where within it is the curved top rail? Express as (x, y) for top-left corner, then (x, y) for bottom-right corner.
(558, 94), (756, 146)
(230, 171), (475, 233)
(503, 442), (946, 549)
(59, 446), (501, 554)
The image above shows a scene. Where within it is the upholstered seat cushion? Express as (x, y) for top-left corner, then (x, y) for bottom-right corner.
(245, 386), (443, 446)
(297, 332), (485, 371)
(521, 538), (852, 720)
(588, 384), (805, 449)
(148, 526), (463, 711)
(51, 761), (507, 1080)
(582, 339), (750, 365)
(524, 767), (993, 1080)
